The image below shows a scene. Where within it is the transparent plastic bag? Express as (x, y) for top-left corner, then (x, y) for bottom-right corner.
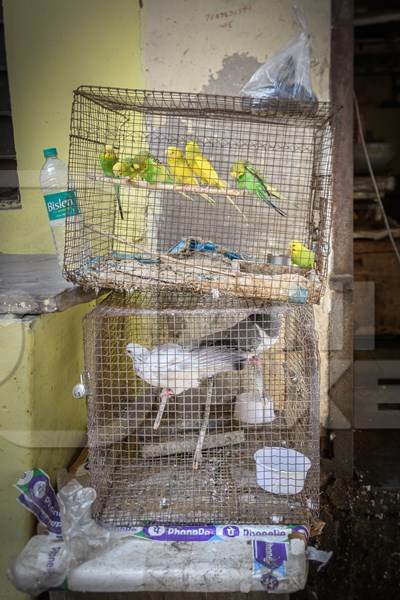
(241, 6), (316, 102)
(8, 535), (70, 596)
(9, 480), (120, 596)
(58, 479), (112, 564)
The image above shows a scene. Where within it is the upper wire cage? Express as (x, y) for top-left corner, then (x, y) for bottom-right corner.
(83, 291), (320, 529)
(65, 86), (334, 304)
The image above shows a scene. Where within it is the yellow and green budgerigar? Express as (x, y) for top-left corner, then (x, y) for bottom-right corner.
(99, 144), (118, 177)
(166, 146), (215, 204)
(130, 152), (174, 184)
(99, 144), (124, 219)
(112, 158), (137, 179)
(130, 151), (196, 203)
(289, 240), (315, 269)
(230, 161), (287, 217)
(185, 141), (227, 188)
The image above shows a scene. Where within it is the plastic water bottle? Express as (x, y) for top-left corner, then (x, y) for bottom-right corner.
(40, 147), (79, 268)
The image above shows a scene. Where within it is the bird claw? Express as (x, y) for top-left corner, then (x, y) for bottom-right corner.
(248, 355), (262, 368)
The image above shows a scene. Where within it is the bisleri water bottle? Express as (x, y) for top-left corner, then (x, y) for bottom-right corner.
(40, 147), (79, 268)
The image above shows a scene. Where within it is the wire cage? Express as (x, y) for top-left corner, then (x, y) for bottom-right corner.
(82, 291), (320, 528)
(65, 87), (334, 304)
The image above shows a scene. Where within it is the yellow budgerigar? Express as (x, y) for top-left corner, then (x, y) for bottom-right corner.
(185, 141), (227, 188)
(289, 240), (315, 269)
(185, 141), (246, 218)
(166, 146), (214, 204)
(166, 146), (199, 186)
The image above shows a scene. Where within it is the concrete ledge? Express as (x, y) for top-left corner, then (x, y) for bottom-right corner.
(0, 254), (97, 315)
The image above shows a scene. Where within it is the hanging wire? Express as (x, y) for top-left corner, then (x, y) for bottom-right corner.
(353, 91), (400, 266)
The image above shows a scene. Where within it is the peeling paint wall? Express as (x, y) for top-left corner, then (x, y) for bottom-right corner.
(141, 0), (330, 98)
(141, 0), (332, 426)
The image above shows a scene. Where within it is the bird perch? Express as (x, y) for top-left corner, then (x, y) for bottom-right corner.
(193, 379), (214, 470)
(88, 172), (247, 198)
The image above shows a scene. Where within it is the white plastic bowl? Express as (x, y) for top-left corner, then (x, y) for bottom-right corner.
(234, 391), (275, 424)
(254, 447), (311, 495)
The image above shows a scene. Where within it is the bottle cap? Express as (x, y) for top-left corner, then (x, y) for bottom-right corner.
(43, 147), (58, 158)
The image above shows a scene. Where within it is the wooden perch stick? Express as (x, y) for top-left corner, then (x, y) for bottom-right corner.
(142, 430), (245, 459)
(193, 379), (213, 470)
(88, 171), (246, 198)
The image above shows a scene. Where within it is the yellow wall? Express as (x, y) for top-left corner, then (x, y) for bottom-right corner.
(1, 0), (143, 253)
(0, 1), (143, 597)
(0, 304), (95, 600)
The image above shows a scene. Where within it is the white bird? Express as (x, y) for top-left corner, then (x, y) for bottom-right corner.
(126, 342), (249, 429)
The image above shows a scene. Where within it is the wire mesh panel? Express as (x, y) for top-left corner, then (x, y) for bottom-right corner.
(83, 291), (320, 528)
(65, 87), (334, 304)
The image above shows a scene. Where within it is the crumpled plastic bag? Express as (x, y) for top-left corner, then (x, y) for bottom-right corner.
(241, 6), (316, 102)
(8, 535), (70, 596)
(8, 479), (122, 596)
(58, 479), (112, 565)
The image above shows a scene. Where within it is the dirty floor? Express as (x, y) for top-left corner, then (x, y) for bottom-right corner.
(293, 472), (400, 600)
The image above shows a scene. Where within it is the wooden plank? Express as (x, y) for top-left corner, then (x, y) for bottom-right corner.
(354, 228), (400, 240)
(329, 0), (354, 478)
(0, 254), (96, 314)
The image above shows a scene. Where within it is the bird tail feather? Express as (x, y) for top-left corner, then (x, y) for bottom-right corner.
(257, 188), (287, 217)
(199, 193), (216, 205)
(267, 197), (287, 217)
(114, 183), (124, 219)
(195, 347), (247, 376)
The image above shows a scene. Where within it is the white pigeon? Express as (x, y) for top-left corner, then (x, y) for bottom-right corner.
(126, 341), (249, 429)
(126, 342), (247, 394)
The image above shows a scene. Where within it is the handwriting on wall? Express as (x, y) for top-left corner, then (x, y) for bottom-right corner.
(205, 3), (253, 29)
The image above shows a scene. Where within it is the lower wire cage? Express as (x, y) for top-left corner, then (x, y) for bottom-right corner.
(83, 291), (320, 528)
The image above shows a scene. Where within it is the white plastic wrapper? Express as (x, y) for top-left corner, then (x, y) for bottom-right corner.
(241, 6), (316, 102)
(8, 535), (70, 596)
(9, 479), (120, 597)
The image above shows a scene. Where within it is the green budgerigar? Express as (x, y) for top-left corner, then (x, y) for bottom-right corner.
(230, 161), (287, 217)
(99, 144), (124, 219)
(99, 144), (118, 177)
